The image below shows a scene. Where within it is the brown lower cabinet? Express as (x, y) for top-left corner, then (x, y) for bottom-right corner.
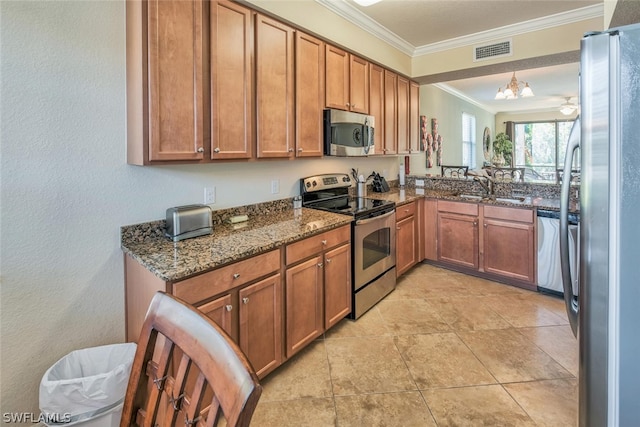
(285, 225), (351, 358)
(396, 201), (418, 276)
(124, 225), (352, 380)
(432, 199), (536, 288)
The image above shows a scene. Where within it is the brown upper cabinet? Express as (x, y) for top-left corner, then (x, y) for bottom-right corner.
(397, 76), (410, 154)
(210, 1), (253, 159)
(383, 70), (398, 155)
(295, 31), (325, 157)
(127, 0), (206, 165)
(369, 63), (385, 155)
(255, 14), (295, 158)
(325, 45), (369, 114)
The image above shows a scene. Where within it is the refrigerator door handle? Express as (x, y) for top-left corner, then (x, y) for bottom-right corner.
(560, 116), (580, 337)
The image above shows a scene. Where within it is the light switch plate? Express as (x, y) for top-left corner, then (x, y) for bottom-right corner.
(415, 179), (425, 187)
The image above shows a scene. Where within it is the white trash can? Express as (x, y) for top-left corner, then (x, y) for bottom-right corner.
(39, 343), (137, 427)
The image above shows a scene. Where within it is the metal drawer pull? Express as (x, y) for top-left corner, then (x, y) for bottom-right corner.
(213, 147), (220, 153)
(322, 240), (327, 245)
(197, 147), (204, 153)
(317, 263), (323, 268)
(326, 258), (331, 263)
(225, 305), (232, 311)
(233, 273), (240, 279)
(242, 297), (249, 304)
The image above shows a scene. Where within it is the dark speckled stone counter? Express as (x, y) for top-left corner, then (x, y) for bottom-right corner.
(366, 187), (578, 212)
(121, 208), (352, 282)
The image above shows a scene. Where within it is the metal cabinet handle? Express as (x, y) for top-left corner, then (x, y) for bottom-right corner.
(233, 273), (240, 279)
(346, 103), (350, 107)
(484, 223), (487, 228)
(298, 148), (303, 152)
(397, 226), (401, 230)
(197, 147), (204, 153)
(321, 240), (327, 245)
(242, 297), (249, 304)
(225, 304), (232, 312)
(213, 147), (220, 153)
(317, 263), (323, 268)
(473, 221), (478, 227)
(326, 258), (332, 264)
(288, 148), (294, 152)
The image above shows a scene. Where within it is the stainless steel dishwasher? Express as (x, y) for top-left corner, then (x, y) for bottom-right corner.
(537, 209), (579, 296)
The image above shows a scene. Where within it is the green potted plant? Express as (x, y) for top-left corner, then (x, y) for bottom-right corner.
(492, 132), (513, 167)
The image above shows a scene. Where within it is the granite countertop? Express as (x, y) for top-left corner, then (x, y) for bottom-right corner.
(121, 208), (352, 282)
(366, 188), (577, 212)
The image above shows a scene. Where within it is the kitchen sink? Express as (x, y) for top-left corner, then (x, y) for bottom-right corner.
(458, 194), (484, 200)
(495, 197), (526, 204)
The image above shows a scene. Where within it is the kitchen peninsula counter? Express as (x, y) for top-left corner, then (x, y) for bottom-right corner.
(121, 207), (351, 282)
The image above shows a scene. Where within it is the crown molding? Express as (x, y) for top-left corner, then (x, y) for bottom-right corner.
(314, 1), (603, 58)
(314, 0), (415, 55)
(414, 4), (603, 56)
(434, 83), (497, 114)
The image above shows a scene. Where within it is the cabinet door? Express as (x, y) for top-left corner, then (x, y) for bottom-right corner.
(197, 294), (235, 342)
(369, 64), (385, 155)
(239, 274), (283, 378)
(285, 256), (323, 358)
(383, 70), (397, 155)
(397, 76), (410, 154)
(437, 212), (479, 269)
(423, 198), (438, 261)
(396, 214), (417, 276)
(325, 45), (350, 110)
(483, 219), (535, 284)
(295, 31), (324, 157)
(410, 81), (420, 153)
(147, 0), (205, 161)
(255, 15), (294, 158)
(349, 55), (369, 114)
(210, 1), (253, 159)
(324, 243), (351, 329)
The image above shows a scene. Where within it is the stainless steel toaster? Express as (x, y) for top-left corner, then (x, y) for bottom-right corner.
(165, 204), (212, 242)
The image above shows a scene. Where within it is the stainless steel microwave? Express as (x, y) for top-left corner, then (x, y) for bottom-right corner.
(323, 109), (375, 156)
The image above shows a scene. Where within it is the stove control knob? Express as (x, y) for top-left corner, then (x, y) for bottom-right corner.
(305, 182), (311, 188)
(312, 180), (317, 187)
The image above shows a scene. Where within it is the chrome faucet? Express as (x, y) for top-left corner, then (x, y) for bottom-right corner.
(473, 176), (495, 198)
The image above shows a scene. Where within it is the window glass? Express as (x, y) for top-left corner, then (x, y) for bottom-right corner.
(513, 120), (576, 182)
(462, 113), (476, 167)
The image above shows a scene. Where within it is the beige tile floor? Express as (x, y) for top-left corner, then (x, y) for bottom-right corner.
(252, 263), (578, 426)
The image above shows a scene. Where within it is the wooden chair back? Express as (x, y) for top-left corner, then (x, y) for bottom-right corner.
(120, 292), (262, 427)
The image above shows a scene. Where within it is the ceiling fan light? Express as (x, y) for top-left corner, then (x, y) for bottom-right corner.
(521, 83), (534, 97)
(503, 87), (514, 98)
(352, 0), (382, 6)
(495, 88), (505, 100)
(559, 97), (577, 115)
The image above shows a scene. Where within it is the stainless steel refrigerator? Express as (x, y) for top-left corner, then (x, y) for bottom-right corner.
(560, 23), (640, 427)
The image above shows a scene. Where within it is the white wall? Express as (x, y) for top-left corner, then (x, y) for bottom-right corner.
(408, 85), (495, 176)
(0, 1), (399, 415)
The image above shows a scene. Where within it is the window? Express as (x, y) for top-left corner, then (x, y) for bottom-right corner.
(462, 113), (476, 167)
(512, 120), (576, 182)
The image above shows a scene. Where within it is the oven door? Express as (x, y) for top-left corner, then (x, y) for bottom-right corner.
(353, 210), (396, 290)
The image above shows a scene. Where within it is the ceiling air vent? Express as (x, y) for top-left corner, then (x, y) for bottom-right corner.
(473, 40), (512, 62)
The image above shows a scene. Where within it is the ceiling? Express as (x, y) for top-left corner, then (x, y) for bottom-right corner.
(319, 0), (604, 114)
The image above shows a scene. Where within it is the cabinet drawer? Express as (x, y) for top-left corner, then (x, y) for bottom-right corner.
(286, 225), (350, 265)
(396, 201), (416, 221)
(483, 205), (533, 223)
(438, 200), (478, 216)
(173, 249), (280, 304)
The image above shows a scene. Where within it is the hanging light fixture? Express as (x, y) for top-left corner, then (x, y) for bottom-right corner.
(494, 72), (534, 100)
(559, 97), (578, 115)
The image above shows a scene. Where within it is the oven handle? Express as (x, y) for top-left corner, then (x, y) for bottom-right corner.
(355, 209), (395, 225)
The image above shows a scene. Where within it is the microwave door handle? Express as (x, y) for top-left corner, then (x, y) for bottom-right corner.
(560, 115), (580, 337)
(363, 119), (371, 154)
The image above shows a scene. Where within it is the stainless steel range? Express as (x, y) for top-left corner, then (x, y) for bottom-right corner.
(301, 173), (396, 319)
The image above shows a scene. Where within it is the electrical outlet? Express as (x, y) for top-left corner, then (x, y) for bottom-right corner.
(204, 186), (215, 204)
(415, 179), (425, 187)
(271, 179), (280, 194)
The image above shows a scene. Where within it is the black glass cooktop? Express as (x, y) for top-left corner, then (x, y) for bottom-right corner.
(305, 196), (394, 219)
